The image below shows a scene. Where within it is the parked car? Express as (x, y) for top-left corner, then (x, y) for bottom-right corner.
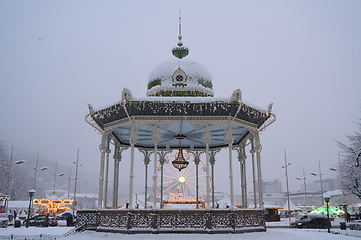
(349, 220), (361, 230)
(0, 213), (8, 228)
(23, 215), (58, 227)
(291, 214), (330, 229)
(56, 211), (76, 223)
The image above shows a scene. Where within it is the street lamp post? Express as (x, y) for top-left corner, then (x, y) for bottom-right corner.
(310, 160), (324, 206)
(15, 156), (48, 195)
(67, 167), (72, 199)
(26, 189), (35, 228)
(52, 162), (65, 196)
(296, 167), (307, 207)
(282, 149), (291, 223)
(33, 154), (48, 190)
(324, 196), (331, 233)
(53, 162), (57, 195)
(343, 203), (348, 222)
(73, 148), (80, 211)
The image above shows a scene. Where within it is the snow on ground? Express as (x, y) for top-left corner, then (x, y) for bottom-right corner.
(0, 226), (72, 237)
(266, 216), (346, 227)
(0, 218), (359, 240)
(63, 229), (360, 240)
(1, 227), (361, 240)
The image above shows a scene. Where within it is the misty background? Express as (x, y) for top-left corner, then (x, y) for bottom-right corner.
(0, 1), (360, 200)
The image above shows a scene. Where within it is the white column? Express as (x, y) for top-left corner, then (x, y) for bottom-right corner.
(193, 152), (201, 209)
(159, 152), (165, 209)
(225, 123), (234, 210)
(104, 137), (111, 208)
(113, 144), (127, 209)
(237, 145), (247, 208)
(113, 159), (119, 208)
(158, 151), (169, 209)
(209, 151), (216, 208)
(128, 123), (137, 210)
(144, 162), (148, 209)
(250, 135), (257, 208)
(98, 132), (108, 208)
(142, 150), (150, 209)
(255, 132), (263, 208)
(203, 125), (211, 210)
(242, 144), (248, 208)
(112, 144), (120, 209)
(152, 124), (160, 210)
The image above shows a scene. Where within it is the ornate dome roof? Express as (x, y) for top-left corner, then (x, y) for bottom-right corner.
(146, 12), (213, 97)
(147, 58), (213, 97)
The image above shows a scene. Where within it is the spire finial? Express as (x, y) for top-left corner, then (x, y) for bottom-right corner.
(178, 10), (182, 42)
(172, 10), (189, 59)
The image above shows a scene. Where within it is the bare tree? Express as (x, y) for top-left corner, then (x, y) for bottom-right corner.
(0, 141), (34, 200)
(0, 140), (98, 201)
(337, 120), (361, 199)
(0, 141), (11, 195)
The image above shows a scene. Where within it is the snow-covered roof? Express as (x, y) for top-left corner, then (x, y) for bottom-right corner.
(324, 189), (344, 197)
(92, 97), (267, 114)
(76, 193), (97, 199)
(147, 58), (214, 97)
(148, 58), (212, 84)
(264, 204), (283, 209)
(282, 200), (301, 211)
(7, 201), (29, 209)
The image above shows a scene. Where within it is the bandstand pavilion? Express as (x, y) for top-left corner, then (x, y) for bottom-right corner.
(80, 16), (276, 233)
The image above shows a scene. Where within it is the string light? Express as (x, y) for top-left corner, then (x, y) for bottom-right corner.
(33, 198), (73, 216)
(92, 101), (268, 124)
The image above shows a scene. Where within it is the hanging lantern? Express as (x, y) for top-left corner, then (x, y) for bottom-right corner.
(172, 147), (189, 171)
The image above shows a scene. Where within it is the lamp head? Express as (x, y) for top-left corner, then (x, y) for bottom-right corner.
(28, 189), (36, 198)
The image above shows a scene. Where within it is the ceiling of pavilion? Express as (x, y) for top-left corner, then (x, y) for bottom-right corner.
(112, 122), (249, 149)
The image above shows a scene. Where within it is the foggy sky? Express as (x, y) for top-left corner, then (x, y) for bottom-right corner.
(0, 0), (360, 196)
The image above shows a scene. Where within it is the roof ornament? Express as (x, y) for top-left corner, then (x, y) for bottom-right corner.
(121, 88), (133, 102)
(267, 103), (273, 114)
(87, 103), (94, 114)
(178, 10), (183, 45)
(172, 11), (189, 59)
(231, 89), (242, 102)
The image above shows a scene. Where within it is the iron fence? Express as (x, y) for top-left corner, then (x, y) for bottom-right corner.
(77, 208), (265, 234)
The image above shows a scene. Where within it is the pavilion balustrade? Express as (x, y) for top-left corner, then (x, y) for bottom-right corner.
(76, 209), (265, 234)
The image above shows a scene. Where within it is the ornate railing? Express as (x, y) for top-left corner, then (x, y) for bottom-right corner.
(0, 234), (60, 240)
(77, 208), (265, 234)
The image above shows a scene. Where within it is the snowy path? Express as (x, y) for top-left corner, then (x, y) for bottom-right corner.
(0, 226), (73, 239)
(1, 226), (360, 239)
(63, 229), (360, 240)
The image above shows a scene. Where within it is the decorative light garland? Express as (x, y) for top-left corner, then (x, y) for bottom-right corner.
(92, 101), (268, 123)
